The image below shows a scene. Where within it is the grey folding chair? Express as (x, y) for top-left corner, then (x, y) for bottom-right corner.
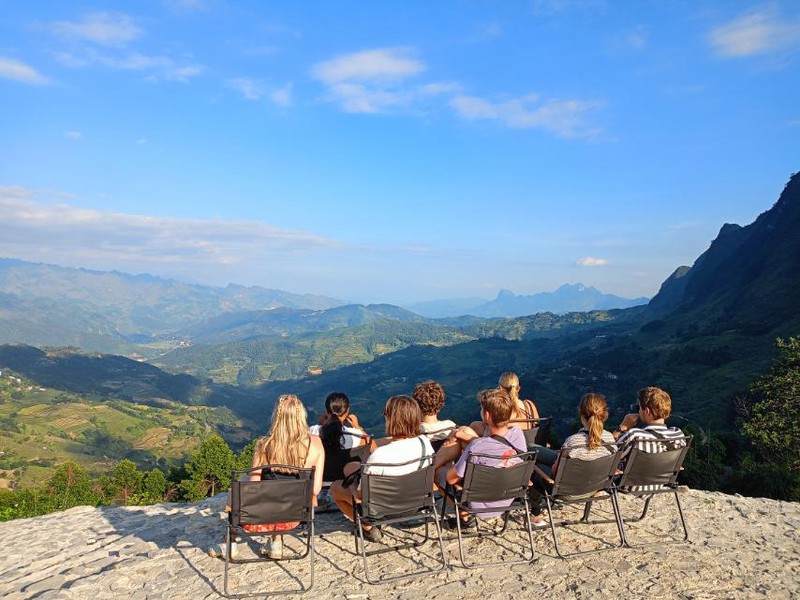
(353, 457), (447, 584)
(441, 449), (538, 568)
(224, 465), (315, 597)
(509, 416), (553, 449)
(615, 434), (693, 547)
(540, 443), (625, 559)
(317, 434), (372, 514)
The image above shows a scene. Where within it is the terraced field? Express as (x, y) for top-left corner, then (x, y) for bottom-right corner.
(0, 372), (254, 488)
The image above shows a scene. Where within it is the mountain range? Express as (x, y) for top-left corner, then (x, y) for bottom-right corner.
(405, 284), (649, 318)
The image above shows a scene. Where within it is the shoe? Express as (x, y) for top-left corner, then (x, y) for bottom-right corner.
(208, 542), (239, 559)
(443, 514), (477, 531)
(259, 536), (284, 559)
(360, 526), (383, 542)
(531, 515), (549, 528)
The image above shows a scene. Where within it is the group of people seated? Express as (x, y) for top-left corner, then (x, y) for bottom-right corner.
(214, 371), (684, 559)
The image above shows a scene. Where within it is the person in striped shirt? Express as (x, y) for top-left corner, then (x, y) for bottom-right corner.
(613, 386), (686, 491)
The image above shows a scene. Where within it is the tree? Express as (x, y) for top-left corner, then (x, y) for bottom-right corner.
(742, 337), (800, 470)
(47, 461), (98, 510)
(183, 434), (234, 500)
(740, 336), (800, 500)
(112, 459), (144, 505)
(234, 438), (258, 472)
(140, 468), (168, 503)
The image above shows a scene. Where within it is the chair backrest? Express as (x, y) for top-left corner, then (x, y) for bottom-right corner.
(229, 464), (315, 526)
(322, 440), (371, 482)
(361, 456), (435, 520)
(551, 443), (622, 497)
(617, 435), (693, 490)
(509, 416), (552, 447)
(460, 450), (537, 505)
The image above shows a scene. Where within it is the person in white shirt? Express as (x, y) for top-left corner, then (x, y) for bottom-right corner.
(331, 395), (433, 541)
(414, 380), (457, 444)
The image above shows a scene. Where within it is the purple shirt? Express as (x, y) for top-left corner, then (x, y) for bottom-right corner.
(454, 426), (526, 518)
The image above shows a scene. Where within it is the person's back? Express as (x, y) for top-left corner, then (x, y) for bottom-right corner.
(364, 435), (433, 476)
(615, 387), (685, 492)
(446, 388), (526, 522)
(413, 380), (457, 444)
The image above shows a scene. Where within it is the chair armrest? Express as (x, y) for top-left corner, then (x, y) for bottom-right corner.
(533, 465), (554, 485)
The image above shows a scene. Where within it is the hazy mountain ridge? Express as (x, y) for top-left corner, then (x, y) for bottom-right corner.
(406, 283), (649, 318)
(0, 258), (344, 351)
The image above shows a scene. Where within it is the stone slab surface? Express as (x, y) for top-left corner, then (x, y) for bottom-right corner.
(1, 488), (798, 599)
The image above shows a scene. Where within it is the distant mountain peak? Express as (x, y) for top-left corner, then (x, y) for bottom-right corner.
(496, 289), (516, 300)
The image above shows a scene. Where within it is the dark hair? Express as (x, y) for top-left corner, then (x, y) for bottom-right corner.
(478, 388), (514, 426)
(384, 395), (422, 439)
(413, 380), (445, 416)
(320, 392), (350, 451)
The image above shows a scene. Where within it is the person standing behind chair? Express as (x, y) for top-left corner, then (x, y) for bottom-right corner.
(245, 394), (325, 559)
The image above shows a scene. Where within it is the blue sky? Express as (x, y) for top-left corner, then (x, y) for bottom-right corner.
(1, 1), (798, 304)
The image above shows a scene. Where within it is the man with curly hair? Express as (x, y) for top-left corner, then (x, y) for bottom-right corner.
(413, 380), (457, 443)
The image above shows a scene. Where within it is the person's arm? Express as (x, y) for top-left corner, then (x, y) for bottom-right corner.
(346, 413), (362, 429)
(445, 464), (461, 486)
(309, 436), (325, 497)
(456, 424), (480, 442)
(248, 444), (262, 481)
(613, 413), (639, 440)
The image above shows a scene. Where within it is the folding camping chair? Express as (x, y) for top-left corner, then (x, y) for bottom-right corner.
(224, 465), (315, 597)
(615, 434), (693, 547)
(352, 457), (447, 584)
(441, 449), (538, 568)
(317, 433), (372, 513)
(538, 443), (625, 559)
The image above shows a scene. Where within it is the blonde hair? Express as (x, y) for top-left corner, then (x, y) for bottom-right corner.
(254, 394), (310, 470)
(498, 372), (520, 403)
(579, 393), (609, 449)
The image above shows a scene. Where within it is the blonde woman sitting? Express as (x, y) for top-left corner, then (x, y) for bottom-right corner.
(211, 394), (324, 559)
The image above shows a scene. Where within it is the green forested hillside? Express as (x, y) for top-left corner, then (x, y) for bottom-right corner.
(0, 369), (252, 489)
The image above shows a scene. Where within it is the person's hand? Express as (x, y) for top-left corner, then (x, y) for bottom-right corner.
(346, 413), (361, 428)
(619, 413), (639, 431)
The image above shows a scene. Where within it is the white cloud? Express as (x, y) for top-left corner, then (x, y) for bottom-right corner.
(228, 77), (265, 100)
(270, 84), (293, 107)
(313, 47), (424, 85)
(708, 9), (800, 57)
(0, 188), (342, 272)
(450, 93), (603, 138)
(56, 49), (203, 82)
(48, 12), (142, 47)
(0, 56), (49, 85)
(576, 256), (609, 267)
(312, 48), (438, 114)
(65, 131), (82, 140)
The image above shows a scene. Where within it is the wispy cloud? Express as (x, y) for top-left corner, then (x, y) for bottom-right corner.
(0, 188), (342, 272)
(228, 77), (266, 100)
(0, 56), (50, 85)
(312, 47), (452, 114)
(47, 12), (142, 47)
(708, 8), (800, 58)
(576, 256), (609, 267)
(450, 93), (603, 138)
(270, 84), (293, 107)
(64, 131), (82, 140)
(56, 48), (203, 82)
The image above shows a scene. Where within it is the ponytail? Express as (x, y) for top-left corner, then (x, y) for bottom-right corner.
(320, 392), (350, 451)
(579, 392), (609, 449)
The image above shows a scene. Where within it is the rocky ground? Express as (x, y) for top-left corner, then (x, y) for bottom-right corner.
(1, 488), (798, 599)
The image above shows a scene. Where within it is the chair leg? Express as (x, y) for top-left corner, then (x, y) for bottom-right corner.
(545, 495), (567, 559)
(223, 526), (231, 597)
(674, 491), (689, 541)
(609, 490), (627, 548)
(581, 500), (593, 522)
